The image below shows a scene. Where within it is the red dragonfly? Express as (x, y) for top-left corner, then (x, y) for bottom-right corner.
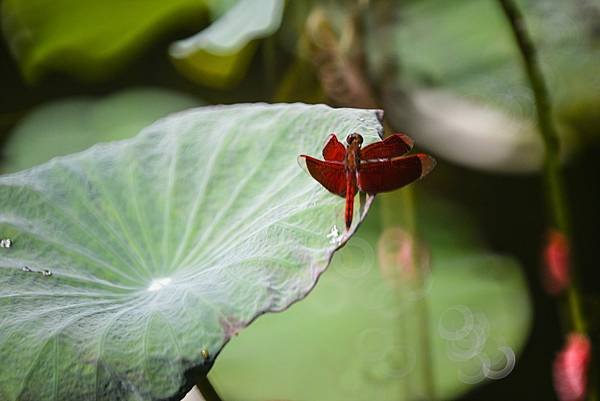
(299, 133), (435, 230)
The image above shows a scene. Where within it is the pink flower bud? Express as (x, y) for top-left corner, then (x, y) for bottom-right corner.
(553, 333), (591, 401)
(542, 229), (570, 295)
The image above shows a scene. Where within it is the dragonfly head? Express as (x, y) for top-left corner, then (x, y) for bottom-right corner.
(346, 133), (363, 146)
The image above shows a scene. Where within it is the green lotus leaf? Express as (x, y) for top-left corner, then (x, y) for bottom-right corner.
(0, 0), (208, 82)
(169, 0), (285, 88)
(0, 103), (383, 401)
(209, 198), (532, 400)
(2, 88), (201, 173)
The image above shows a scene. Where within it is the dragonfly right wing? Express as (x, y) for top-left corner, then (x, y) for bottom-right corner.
(298, 155), (346, 197)
(360, 133), (414, 160)
(357, 154), (435, 194)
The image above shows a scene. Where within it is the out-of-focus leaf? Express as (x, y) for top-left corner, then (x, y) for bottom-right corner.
(209, 198), (532, 401)
(0, 0), (209, 82)
(382, 0), (599, 173)
(385, 88), (549, 173)
(170, 0), (285, 88)
(1, 88), (201, 173)
(0, 103), (383, 401)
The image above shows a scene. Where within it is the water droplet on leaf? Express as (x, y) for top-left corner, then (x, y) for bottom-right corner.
(327, 225), (341, 245)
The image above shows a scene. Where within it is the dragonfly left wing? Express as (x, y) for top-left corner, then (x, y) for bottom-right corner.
(322, 134), (346, 161)
(298, 155), (347, 197)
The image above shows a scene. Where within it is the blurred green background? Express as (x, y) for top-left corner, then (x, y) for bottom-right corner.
(1, 0), (599, 400)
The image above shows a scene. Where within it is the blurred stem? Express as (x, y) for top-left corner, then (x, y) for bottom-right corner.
(497, 0), (586, 333)
(496, 0), (567, 234)
(196, 376), (223, 401)
(380, 128), (436, 401)
(497, 1), (595, 400)
(401, 188), (436, 401)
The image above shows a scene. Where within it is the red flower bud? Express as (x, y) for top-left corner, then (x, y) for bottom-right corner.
(553, 333), (591, 401)
(542, 229), (570, 295)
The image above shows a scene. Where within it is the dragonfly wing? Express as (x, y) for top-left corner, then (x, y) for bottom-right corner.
(298, 155), (347, 197)
(360, 133), (414, 160)
(322, 133), (346, 161)
(357, 154), (435, 194)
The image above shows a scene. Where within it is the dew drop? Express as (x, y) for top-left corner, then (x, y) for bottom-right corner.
(358, 117), (365, 122)
(42, 269), (53, 277)
(1, 238), (12, 249)
(201, 348), (210, 361)
(327, 225), (341, 245)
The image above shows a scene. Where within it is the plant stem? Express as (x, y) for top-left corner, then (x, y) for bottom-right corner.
(497, 0), (586, 333)
(496, 0), (567, 232)
(196, 376), (224, 401)
(379, 187), (436, 401)
(402, 187), (437, 401)
(380, 119), (436, 400)
(497, 1), (595, 400)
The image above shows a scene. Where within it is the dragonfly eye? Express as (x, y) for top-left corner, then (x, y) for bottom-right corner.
(346, 133), (363, 145)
